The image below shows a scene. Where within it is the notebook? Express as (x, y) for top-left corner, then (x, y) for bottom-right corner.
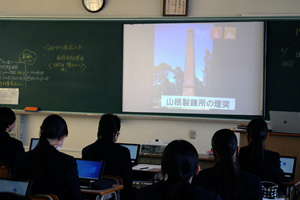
(270, 111), (300, 134)
(76, 159), (106, 188)
(118, 143), (140, 167)
(0, 177), (33, 197)
(280, 156), (297, 182)
(29, 138), (39, 150)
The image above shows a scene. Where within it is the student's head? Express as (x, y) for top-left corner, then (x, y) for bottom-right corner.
(162, 140), (199, 181)
(161, 140), (200, 200)
(0, 107), (16, 132)
(39, 114), (68, 149)
(247, 118), (268, 143)
(97, 113), (120, 142)
(212, 129), (238, 161)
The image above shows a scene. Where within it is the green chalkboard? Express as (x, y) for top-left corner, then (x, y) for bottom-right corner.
(266, 21), (300, 117)
(0, 20), (124, 113)
(1, 19), (300, 119)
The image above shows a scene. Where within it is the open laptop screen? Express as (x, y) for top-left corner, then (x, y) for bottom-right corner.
(76, 159), (105, 180)
(29, 138), (39, 150)
(280, 156), (297, 180)
(0, 177), (32, 197)
(118, 143), (140, 165)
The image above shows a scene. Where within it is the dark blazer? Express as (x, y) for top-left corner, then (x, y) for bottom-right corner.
(0, 130), (24, 173)
(14, 145), (82, 200)
(193, 166), (262, 200)
(239, 142), (284, 185)
(82, 138), (133, 187)
(137, 179), (222, 200)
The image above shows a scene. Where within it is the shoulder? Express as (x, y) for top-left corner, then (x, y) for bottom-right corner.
(240, 170), (261, 185)
(55, 150), (74, 161)
(265, 149), (280, 158)
(137, 184), (156, 200)
(193, 167), (215, 186)
(198, 167), (215, 177)
(239, 145), (251, 155)
(188, 184), (221, 200)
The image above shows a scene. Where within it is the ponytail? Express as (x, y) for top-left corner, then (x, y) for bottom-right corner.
(246, 119), (268, 177)
(162, 177), (198, 200)
(214, 148), (242, 200)
(212, 129), (243, 200)
(32, 133), (50, 180)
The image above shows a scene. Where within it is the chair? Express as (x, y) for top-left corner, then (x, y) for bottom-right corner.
(102, 175), (123, 200)
(102, 175), (123, 185)
(0, 162), (11, 178)
(29, 194), (59, 200)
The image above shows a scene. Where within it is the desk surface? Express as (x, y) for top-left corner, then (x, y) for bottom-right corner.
(281, 178), (300, 186)
(81, 184), (124, 195)
(132, 164), (162, 173)
(140, 154), (215, 162)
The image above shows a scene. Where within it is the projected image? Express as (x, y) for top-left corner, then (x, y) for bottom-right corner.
(123, 22), (264, 116)
(153, 24), (236, 111)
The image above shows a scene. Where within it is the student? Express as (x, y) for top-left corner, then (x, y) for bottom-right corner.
(137, 140), (221, 200)
(0, 107), (24, 173)
(82, 113), (136, 200)
(238, 119), (284, 185)
(14, 114), (82, 200)
(193, 129), (262, 200)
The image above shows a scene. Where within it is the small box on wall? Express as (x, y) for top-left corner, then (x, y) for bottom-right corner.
(163, 0), (189, 17)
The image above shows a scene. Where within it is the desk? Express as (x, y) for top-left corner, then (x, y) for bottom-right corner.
(281, 178), (300, 200)
(132, 164), (163, 185)
(139, 154), (216, 169)
(81, 184), (124, 200)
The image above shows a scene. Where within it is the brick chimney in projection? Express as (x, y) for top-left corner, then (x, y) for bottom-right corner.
(182, 28), (195, 96)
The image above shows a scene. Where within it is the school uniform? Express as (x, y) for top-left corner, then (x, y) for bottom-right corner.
(239, 142), (284, 185)
(14, 145), (82, 200)
(193, 166), (262, 200)
(82, 138), (137, 200)
(0, 130), (24, 173)
(137, 179), (222, 200)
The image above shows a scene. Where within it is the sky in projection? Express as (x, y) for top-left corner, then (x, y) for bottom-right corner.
(154, 23), (214, 82)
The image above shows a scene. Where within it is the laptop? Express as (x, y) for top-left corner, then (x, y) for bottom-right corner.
(270, 111), (300, 134)
(76, 159), (106, 188)
(280, 156), (297, 182)
(0, 177), (33, 198)
(29, 138), (39, 150)
(118, 143), (141, 167)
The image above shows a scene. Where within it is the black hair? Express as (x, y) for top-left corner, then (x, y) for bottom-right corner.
(161, 140), (199, 200)
(97, 113), (120, 140)
(0, 107), (16, 132)
(33, 114), (68, 179)
(212, 129), (242, 200)
(246, 118), (268, 177)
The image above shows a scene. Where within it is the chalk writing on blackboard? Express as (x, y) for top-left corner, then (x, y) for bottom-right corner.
(43, 44), (82, 51)
(19, 49), (37, 65)
(280, 47), (296, 68)
(0, 57), (50, 88)
(296, 28), (300, 36)
(281, 47), (289, 57)
(282, 60), (294, 67)
(43, 44), (87, 72)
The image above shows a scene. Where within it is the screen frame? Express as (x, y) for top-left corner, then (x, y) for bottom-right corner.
(122, 20), (267, 119)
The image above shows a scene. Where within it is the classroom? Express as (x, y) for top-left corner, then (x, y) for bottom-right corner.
(1, 1), (300, 199)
